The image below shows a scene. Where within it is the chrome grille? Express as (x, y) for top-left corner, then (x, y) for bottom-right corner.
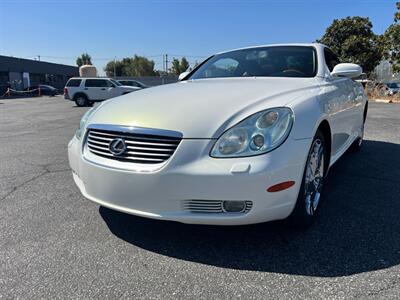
(182, 200), (253, 213)
(86, 127), (182, 164)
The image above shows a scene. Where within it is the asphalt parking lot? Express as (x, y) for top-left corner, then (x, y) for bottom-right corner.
(0, 96), (399, 299)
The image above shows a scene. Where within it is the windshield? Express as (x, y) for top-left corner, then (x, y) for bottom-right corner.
(388, 83), (400, 88)
(189, 46), (317, 79)
(110, 79), (122, 86)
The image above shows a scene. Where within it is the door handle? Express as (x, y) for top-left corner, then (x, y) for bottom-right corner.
(84, 88), (88, 90)
(101, 88), (106, 90)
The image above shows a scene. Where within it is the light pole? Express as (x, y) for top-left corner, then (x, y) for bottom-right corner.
(113, 57), (116, 78)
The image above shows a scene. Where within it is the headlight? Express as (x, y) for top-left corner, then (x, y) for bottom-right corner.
(75, 106), (98, 139)
(210, 107), (294, 158)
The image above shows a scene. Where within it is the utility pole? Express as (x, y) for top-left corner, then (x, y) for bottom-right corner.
(165, 54), (168, 74)
(37, 55), (40, 61)
(113, 56), (116, 78)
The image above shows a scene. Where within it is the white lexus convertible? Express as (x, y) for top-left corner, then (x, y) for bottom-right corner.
(68, 43), (367, 227)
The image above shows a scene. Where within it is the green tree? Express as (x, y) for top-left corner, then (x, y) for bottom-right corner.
(126, 55), (156, 76)
(171, 58), (181, 75)
(180, 57), (189, 72)
(171, 57), (190, 75)
(103, 55), (157, 77)
(318, 17), (383, 73)
(76, 53), (92, 67)
(383, 25), (400, 72)
(382, 2), (400, 72)
(104, 60), (124, 77)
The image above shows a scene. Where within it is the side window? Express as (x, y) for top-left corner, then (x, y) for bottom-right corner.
(85, 79), (108, 87)
(106, 80), (114, 87)
(204, 58), (239, 78)
(324, 48), (340, 72)
(99, 80), (109, 87)
(85, 79), (97, 87)
(66, 79), (81, 87)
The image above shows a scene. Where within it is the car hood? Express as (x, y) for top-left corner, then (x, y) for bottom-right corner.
(89, 77), (319, 138)
(120, 85), (141, 91)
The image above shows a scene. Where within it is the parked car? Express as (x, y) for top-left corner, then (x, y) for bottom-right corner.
(24, 84), (58, 96)
(117, 79), (148, 89)
(64, 77), (140, 107)
(354, 73), (372, 88)
(385, 82), (400, 95)
(68, 43), (368, 227)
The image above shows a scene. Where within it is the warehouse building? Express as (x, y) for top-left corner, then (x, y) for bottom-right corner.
(0, 55), (79, 95)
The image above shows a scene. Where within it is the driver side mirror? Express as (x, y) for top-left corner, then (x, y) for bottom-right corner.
(331, 63), (362, 79)
(178, 71), (190, 81)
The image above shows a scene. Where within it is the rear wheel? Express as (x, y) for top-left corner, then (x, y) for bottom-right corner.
(74, 94), (88, 107)
(288, 130), (326, 227)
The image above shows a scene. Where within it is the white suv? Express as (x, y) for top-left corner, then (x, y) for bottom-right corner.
(64, 77), (140, 106)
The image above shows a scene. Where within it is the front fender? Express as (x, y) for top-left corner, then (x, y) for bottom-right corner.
(288, 95), (327, 140)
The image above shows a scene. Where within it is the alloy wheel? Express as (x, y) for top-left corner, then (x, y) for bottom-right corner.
(76, 97), (86, 106)
(304, 139), (324, 216)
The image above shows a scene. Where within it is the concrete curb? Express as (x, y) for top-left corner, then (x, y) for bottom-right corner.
(370, 99), (400, 104)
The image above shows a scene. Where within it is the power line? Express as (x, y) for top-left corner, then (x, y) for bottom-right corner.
(6, 53), (205, 71)
(168, 54), (209, 58)
(12, 53), (208, 61)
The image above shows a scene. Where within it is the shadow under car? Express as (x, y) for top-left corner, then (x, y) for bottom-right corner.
(99, 140), (400, 277)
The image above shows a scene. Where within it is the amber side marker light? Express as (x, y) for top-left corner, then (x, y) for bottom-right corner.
(267, 181), (295, 192)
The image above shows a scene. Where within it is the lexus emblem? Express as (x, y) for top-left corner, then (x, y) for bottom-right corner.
(109, 138), (127, 156)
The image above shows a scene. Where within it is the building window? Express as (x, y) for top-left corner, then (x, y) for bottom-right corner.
(0, 72), (9, 84)
(30, 73), (45, 84)
(0, 72), (9, 95)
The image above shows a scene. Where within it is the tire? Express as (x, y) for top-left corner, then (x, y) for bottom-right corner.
(288, 130), (327, 228)
(74, 94), (88, 107)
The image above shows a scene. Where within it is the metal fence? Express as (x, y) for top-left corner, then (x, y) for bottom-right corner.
(115, 75), (178, 86)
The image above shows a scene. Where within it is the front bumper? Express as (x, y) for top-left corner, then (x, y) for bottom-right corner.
(68, 135), (311, 225)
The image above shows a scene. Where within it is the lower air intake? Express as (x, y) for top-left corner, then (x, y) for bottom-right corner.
(182, 200), (253, 213)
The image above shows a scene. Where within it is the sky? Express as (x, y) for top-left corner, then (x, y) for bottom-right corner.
(0, 0), (397, 75)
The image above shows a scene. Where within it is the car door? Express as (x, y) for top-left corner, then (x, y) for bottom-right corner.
(106, 80), (122, 99)
(322, 48), (356, 156)
(84, 79), (109, 100)
(348, 77), (366, 139)
(332, 61), (364, 148)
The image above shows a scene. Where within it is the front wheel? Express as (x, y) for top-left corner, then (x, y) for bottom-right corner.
(288, 130), (327, 227)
